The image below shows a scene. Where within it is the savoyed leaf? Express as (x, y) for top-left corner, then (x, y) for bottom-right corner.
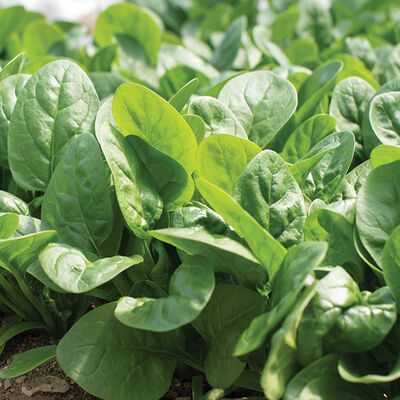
(41, 134), (116, 255)
(8, 60), (99, 191)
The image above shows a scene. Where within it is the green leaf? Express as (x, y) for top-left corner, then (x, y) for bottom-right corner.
(382, 225), (400, 308)
(95, 3), (162, 67)
(284, 354), (372, 400)
(261, 284), (317, 400)
(113, 82), (197, 174)
(329, 77), (375, 142)
(195, 135), (261, 195)
(41, 134), (116, 255)
(95, 98), (162, 238)
(160, 65), (208, 100)
(0, 191), (29, 216)
(150, 227), (267, 288)
(0, 320), (45, 348)
(338, 353), (400, 384)
(233, 150), (306, 247)
(369, 91), (400, 147)
(371, 144), (400, 167)
(211, 17), (245, 71)
(8, 60), (99, 191)
(183, 114), (206, 144)
(0, 213), (20, 239)
(0, 73), (30, 168)
(192, 284), (265, 389)
(304, 209), (364, 282)
(0, 53), (26, 81)
(234, 242), (327, 356)
(0, 346), (56, 378)
(57, 303), (178, 400)
(218, 71), (297, 148)
(280, 114), (336, 163)
(284, 39), (318, 66)
(189, 97), (247, 139)
(299, 131), (355, 203)
(115, 256), (214, 331)
(196, 178), (286, 278)
(39, 243), (142, 293)
(87, 44), (117, 73)
(89, 72), (127, 100)
(169, 78), (199, 112)
(0, 6), (25, 53)
(23, 20), (64, 61)
(356, 160), (400, 267)
(0, 230), (57, 274)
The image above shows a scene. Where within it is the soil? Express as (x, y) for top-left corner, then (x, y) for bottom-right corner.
(0, 325), (262, 400)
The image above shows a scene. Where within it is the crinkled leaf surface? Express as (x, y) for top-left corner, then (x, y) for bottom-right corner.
(218, 71), (297, 148)
(8, 60), (99, 191)
(57, 303), (178, 400)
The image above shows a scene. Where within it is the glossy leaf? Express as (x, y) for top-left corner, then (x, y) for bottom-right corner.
(169, 78), (199, 112)
(371, 144), (400, 168)
(234, 242), (327, 356)
(195, 135), (261, 195)
(39, 243), (142, 293)
(41, 134), (116, 255)
(8, 60), (99, 191)
(0, 346), (56, 378)
(150, 227), (267, 288)
(0, 191), (29, 216)
(0, 73), (30, 168)
(115, 256), (214, 331)
(356, 160), (400, 267)
(280, 114), (336, 163)
(189, 96), (247, 139)
(233, 150), (306, 247)
(96, 98), (163, 238)
(113, 82), (197, 174)
(218, 71), (297, 148)
(196, 178), (286, 278)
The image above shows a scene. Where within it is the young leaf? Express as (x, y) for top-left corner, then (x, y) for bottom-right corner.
(280, 114), (336, 163)
(57, 303), (178, 400)
(8, 60), (99, 191)
(218, 71), (297, 148)
(196, 135), (261, 195)
(0, 191), (29, 215)
(39, 243), (142, 293)
(189, 97), (247, 139)
(0, 213), (20, 239)
(150, 227), (267, 288)
(0, 74), (30, 168)
(41, 134), (116, 256)
(0, 53), (26, 81)
(356, 160), (400, 267)
(96, 98), (163, 238)
(169, 78), (199, 112)
(113, 82), (197, 174)
(95, 3), (162, 67)
(196, 178), (286, 278)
